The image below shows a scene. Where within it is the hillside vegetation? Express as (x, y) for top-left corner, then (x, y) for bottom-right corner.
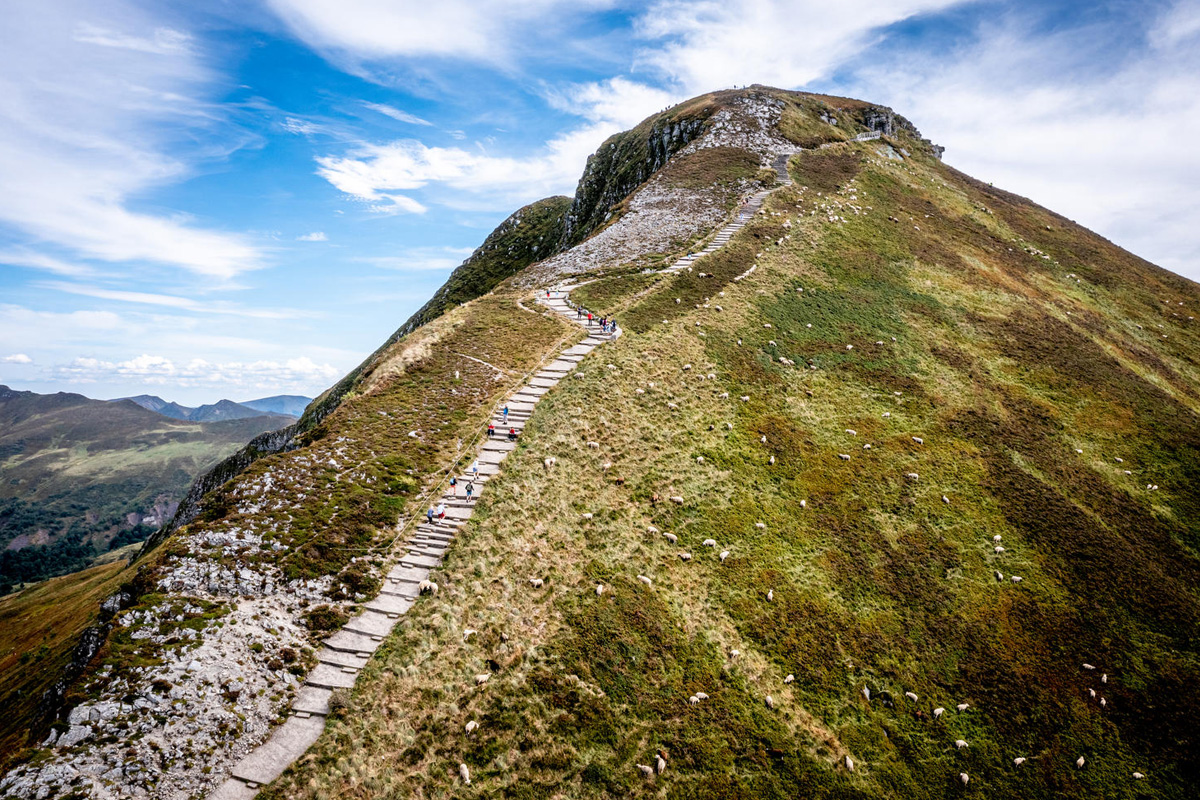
(4, 87), (1198, 800)
(266, 96), (1200, 799)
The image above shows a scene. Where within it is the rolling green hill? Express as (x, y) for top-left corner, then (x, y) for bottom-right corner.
(3, 87), (1198, 799)
(0, 386), (293, 591)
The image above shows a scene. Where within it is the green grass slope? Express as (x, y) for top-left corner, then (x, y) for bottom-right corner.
(0, 387), (292, 590)
(265, 121), (1200, 797)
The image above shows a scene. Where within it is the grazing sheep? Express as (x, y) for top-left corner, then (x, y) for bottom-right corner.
(529, 578), (544, 588)
(740, 395), (750, 402)
(670, 495), (685, 504)
(863, 444), (872, 450)
(419, 580), (439, 596)
(960, 773), (970, 786)
(769, 455), (776, 464)
(708, 373), (716, 379)
(696, 456), (704, 463)
(689, 695), (700, 705)
(683, 364), (692, 371)
(663, 532), (679, 544)
(906, 473), (919, 480)
(637, 575), (653, 587)
(703, 539), (717, 547)
(755, 521), (767, 529)
(543, 456), (557, 470)
(955, 740), (969, 749)
(657, 752), (668, 774)
(596, 584), (605, 596)
(720, 550), (731, 561)
(1102, 673), (1108, 684)
(647, 525), (659, 534)
(636, 388), (645, 394)
(839, 453), (852, 461)
(637, 764), (654, 778)
(993, 534), (1002, 542)
(1083, 663), (1096, 670)
(587, 441), (600, 449)
(845, 755), (855, 771)
(1076, 756), (1086, 769)
(933, 707), (945, 718)
(602, 461), (613, 471)
(765, 695), (775, 709)
(995, 545), (1006, 553)
(761, 435), (768, 443)
(1100, 697), (1107, 707)
(581, 512), (593, 519)
(1014, 757), (1026, 766)
(956, 703), (969, 711)
(800, 499), (807, 508)
(905, 691), (919, 702)
(882, 412), (891, 418)
(459, 763), (471, 784)
(730, 650), (741, 659)
(466, 720), (478, 734)
(679, 552), (692, 561)
(668, 402), (679, 410)
(785, 674), (795, 684)
(767, 589), (774, 601)
(720, 392), (730, 399)
(726, 423), (734, 430)
(1133, 772), (1144, 779)
(846, 429), (857, 436)
(942, 496), (950, 504)
(846, 344), (853, 350)
(1088, 688), (1096, 698)
(995, 571), (1004, 581)
(1011, 576), (1023, 583)
(475, 674), (490, 686)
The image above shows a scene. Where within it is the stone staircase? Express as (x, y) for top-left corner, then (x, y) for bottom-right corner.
(661, 150), (795, 274)
(208, 293), (617, 800)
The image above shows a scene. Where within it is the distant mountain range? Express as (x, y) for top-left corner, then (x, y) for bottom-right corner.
(117, 393), (312, 422)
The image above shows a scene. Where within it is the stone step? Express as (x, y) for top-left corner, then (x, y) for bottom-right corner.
(291, 685), (332, 717)
(407, 544), (447, 559)
(230, 714), (327, 786)
(365, 593), (415, 616)
(387, 564), (430, 584)
(323, 629), (385, 655)
(400, 552), (442, 569)
(306, 662), (360, 690)
(481, 439), (517, 452)
(317, 647), (369, 670)
(344, 610), (398, 638)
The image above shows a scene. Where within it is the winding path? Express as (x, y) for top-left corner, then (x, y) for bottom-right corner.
(210, 150), (797, 799)
(209, 295), (617, 800)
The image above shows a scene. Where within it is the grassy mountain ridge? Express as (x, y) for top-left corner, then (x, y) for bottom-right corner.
(4, 87), (1199, 798)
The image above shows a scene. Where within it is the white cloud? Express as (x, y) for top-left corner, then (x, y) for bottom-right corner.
(0, 1), (264, 280)
(0, 249), (99, 278)
(362, 102), (431, 126)
(359, 247), (474, 272)
(53, 353), (342, 390)
(297, 231), (328, 241)
(41, 282), (307, 319)
(2, 353), (33, 364)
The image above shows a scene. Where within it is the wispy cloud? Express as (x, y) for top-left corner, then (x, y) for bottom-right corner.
(297, 231), (328, 241)
(358, 246), (474, 272)
(0, 1), (265, 281)
(43, 283), (306, 319)
(54, 353), (341, 390)
(1, 353), (33, 365)
(362, 102), (431, 126)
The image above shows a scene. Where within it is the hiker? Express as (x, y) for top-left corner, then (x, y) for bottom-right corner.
(502, 405), (509, 423)
(587, 311), (593, 324)
(436, 502), (446, 522)
(507, 427), (518, 441)
(449, 476), (458, 496)
(426, 506), (435, 525)
(487, 423), (495, 438)
(466, 481), (475, 503)
(471, 459), (479, 479)
(576, 305), (582, 319)
(546, 289), (551, 299)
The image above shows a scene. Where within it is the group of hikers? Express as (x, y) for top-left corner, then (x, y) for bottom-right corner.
(574, 304), (616, 335)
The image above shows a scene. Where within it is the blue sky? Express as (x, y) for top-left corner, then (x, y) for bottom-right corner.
(2, 0), (1198, 405)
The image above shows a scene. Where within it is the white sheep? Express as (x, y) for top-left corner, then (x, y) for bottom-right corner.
(995, 545), (1006, 553)
(679, 552), (692, 561)
(683, 364), (692, 371)
(993, 534), (1002, 542)
(960, 773), (970, 786)
(730, 650), (740, 659)
(463, 629), (477, 641)
(995, 571), (1004, 581)
(529, 578), (544, 588)
(765, 695), (775, 709)
(912, 437), (923, 444)
(587, 441), (600, 449)
(769, 455), (776, 464)
(882, 412), (891, 418)
(720, 550), (731, 561)
(740, 395), (750, 402)
(1102, 673), (1108, 684)
(670, 495), (685, 504)
(785, 674), (795, 684)
(695, 692), (708, 700)
(906, 473), (919, 480)
(720, 392), (730, 399)
(459, 763), (471, 785)
(839, 453), (851, 460)
(845, 755), (855, 771)
(689, 695), (700, 705)
(663, 532), (679, 543)
(905, 691), (918, 702)
(1083, 663), (1096, 670)
(761, 435), (768, 443)
(637, 764), (654, 778)
(696, 456), (704, 463)
(419, 580), (439, 596)
(800, 500), (807, 508)
(755, 521), (767, 529)
(1088, 688), (1096, 698)
(657, 753), (667, 774)
(727, 422), (734, 430)
(955, 740), (969, 749)
(637, 575), (653, 587)
(845, 429), (857, 436)
(596, 584), (605, 596)
(767, 589), (774, 601)
(466, 720), (478, 734)
(862, 687), (871, 701)
(1011, 576), (1023, 583)
(942, 496), (950, 504)
(1014, 757), (1026, 766)
(956, 703), (969, 711)
(1076, 756), (1085, 769)
(933, 707), (944, 718)
(1100, 697), (1107, 707)
(543, 456), (556, 470)
(703, 539), (717, 547)
(1133, 772), (1144, 779)
(581, 512), (593, 519)
(475, 674), (490, 686)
